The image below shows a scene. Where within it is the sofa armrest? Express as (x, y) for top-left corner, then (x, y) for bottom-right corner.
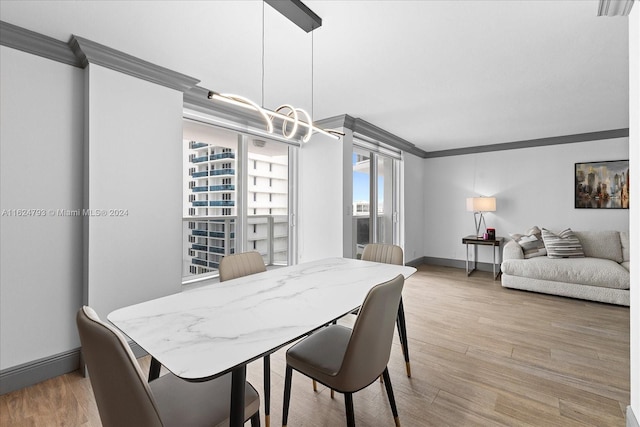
(503, 240), (524, 260)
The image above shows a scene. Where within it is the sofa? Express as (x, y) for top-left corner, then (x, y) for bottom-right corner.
(501, 229), (630, 306)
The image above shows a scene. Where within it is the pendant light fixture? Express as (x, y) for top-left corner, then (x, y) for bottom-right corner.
(207, 0), (341, 142)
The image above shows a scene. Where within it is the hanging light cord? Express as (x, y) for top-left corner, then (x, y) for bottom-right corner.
(261, 1), (265, 108)
(311, 31), (314, 121)
(206, 3), (343, 141)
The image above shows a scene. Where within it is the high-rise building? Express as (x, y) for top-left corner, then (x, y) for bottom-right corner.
(183, 139), (289, 278)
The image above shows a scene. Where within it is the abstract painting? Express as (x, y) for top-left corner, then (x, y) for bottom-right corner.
(575, 160), (629, 209)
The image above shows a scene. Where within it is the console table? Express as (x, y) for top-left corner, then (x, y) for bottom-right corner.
(462, 235), (504, 280)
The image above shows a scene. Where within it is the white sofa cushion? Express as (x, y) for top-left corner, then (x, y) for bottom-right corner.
(573, 231), (623, 263)
(501, 257), (629, 290)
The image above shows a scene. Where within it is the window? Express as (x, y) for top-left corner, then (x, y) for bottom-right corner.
(269, 178), (272, 187)
(183, 116), (296, 283)
(351, 143), (401, 259)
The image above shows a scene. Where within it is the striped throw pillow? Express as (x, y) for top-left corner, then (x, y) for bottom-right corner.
(509, 226), (547, 258)
(541, 228), (585, 258)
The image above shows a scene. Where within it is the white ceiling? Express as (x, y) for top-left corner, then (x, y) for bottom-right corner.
(0, 0), (629, 152)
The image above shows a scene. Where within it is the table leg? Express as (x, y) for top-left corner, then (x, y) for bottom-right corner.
(264, 355), (271, 427)
(465, 243), (470, 276)
(493, 245), (496, 279)
(230, 365), (246, 427)
(148, 357), (161, 381)
(474, 245), (478, 273)
(396, 298), (411, 377)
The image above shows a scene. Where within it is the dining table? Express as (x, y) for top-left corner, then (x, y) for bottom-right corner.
(108, 257), (417, 426)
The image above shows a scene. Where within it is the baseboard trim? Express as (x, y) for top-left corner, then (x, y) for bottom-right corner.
(0, 342), (148, 395)
(405, 256), (425, 267)
(422, 256), (498, 274)
(629, 406), (640, 427)
(0, 349), (80, 395)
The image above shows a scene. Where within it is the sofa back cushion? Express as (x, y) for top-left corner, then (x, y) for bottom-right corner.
(573, 231), (623, 263)
(621, 232), (630, 263)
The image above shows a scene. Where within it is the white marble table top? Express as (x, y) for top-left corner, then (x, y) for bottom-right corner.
(108, 257), (416, 381)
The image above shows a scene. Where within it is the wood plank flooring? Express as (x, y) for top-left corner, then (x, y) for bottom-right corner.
(0, 265), (630, 426)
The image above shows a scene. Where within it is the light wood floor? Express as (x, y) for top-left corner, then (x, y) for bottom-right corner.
(0, 265), (630, 426)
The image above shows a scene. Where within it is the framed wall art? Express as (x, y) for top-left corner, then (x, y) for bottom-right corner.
(575, 160), (629, 209)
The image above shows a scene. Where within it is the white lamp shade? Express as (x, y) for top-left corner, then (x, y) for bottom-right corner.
(466, 197), (496, 212)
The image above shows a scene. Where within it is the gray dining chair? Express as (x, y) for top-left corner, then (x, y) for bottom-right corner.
(219, 251), (272, 427)
(361, 243), (411, 377)
(76, 306), (261, 427)
(282, 274), (405, 427)
(219, 251), (267, 282)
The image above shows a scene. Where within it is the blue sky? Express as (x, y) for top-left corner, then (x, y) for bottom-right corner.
(352, 154), (384, 202)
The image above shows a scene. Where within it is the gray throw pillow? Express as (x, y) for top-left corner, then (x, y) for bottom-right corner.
(509, 226), (546, 259)
(542, 228), (585, 259)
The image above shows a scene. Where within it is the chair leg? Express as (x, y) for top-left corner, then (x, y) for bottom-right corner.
(344, 392), (356, 427)
(382, 368), (400, 427)
(312, 379), (317, 392)
(282, 365), (293, 427)
(251, 411), (261, 427)
(148, 357), (161, 381)
(263, 355), (271, 427)
(396, 297), (411, 377)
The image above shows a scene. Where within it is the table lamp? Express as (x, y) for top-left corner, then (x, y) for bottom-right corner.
(466, 197), (496, 237)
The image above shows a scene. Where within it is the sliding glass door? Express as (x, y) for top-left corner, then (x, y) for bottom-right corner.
(352, 143), (400, 259)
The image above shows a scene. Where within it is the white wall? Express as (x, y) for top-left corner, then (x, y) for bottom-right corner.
(297, 132), (344, 263)
(423, 138), (630, 264)
(629, 3), (639, 422)
(403, 152), (425, 263)
(84, 64), (184, 320)
(0, 47), (84, 369)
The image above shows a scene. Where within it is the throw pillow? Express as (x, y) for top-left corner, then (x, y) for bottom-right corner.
(509, 226), (547, 259)
(541, 228), (585, 258)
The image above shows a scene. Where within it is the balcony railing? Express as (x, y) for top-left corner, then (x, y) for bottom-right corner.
(190, 142), (208, 149)
(209, 201), (235, 207)
(191, 171), (209, 178)
(210, 185), (235, 191)
(210, 152), (235, 160)
(182, 215), (288, 282)
(210, 168), (235, 176)
(352, 214), (389, 259)
(191, 156), (208, 163)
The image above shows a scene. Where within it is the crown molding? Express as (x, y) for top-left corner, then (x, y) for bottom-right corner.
(69, 35), (199, 92)
(0, 20), (82, 67)
(597, 0), (635, 16)
(424, 128), (630, 158)
(315, 114), (356, 130)
(316, 114), (428, 157)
